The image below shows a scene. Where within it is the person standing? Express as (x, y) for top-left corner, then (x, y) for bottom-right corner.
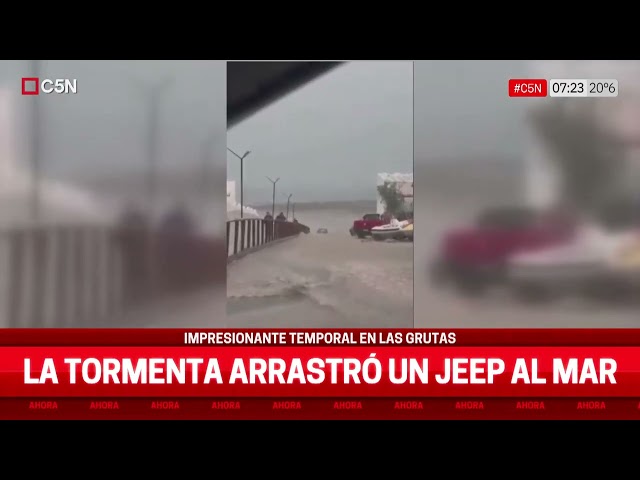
(117, 204), (149, 307)
(159, 203), (197, 293)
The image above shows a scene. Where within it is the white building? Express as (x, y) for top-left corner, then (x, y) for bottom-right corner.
(376, 172), (413, 215)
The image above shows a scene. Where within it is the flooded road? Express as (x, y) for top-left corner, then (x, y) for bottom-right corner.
(102, 197), (640, 330)
(227, 204), (413, 327)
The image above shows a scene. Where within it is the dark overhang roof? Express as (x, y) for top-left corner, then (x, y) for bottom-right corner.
(227, 62), (343, 128)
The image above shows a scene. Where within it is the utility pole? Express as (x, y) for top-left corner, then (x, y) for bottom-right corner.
(200, 135), (216, 221)
(129, 77), (172, 299)
(30, 60), (42, 223)
(130, 77), (173, 220)
(227, 148), (251, 218)
(266, 176), (280, 217)
(284, 193), (293, 220)
(145, 83), (167, 219)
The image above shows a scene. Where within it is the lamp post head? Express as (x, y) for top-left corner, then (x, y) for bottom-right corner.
(243, 150), (251, 158)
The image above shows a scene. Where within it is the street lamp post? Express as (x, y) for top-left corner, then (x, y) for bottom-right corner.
(30, 60), (42, 223)
(227, 148), (251, 218)
(292, 203), (295, 220)
(129, 77), (173, 220)
(128, 77), (172, 299)
(266, 176), (280, 217)
(200, 134), (218, 220)
(284, 193), (293, 220)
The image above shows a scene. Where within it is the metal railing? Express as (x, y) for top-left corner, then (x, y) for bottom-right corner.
(226, 219), (309, 258)
(0, 226), (225, 327)
(0, 219), (307, 327)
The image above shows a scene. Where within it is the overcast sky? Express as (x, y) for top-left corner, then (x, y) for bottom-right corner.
(414, 60), (528, 164)
(227, 61), (413, 204)
(0, 60), (527, 206)
(0, 60), (226, 182)
(0, 60), (588, 208)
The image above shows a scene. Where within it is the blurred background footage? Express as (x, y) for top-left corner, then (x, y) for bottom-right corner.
(415, 60), (640, 328)
(226, 61), (413, 328)
(0, 60), (227, 328)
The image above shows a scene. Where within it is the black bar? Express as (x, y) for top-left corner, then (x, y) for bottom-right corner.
(73, 228), (85, 326)
(89, 230), (101, 323)
(252, 219), (257, 247)
(31, 228), (47, 327)
(8, 231), (25, 327)
(55, 229), (69, 325)
(233, 221), (239, 255)
(259, 220), (263, 245)
(240, 220), (245, 252)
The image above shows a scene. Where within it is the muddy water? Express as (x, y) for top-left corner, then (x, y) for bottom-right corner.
(227, 205), (413, 327)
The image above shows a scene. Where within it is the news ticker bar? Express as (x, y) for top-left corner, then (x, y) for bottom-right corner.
(5, 328), (640, 346)
(5, 398), (640, 420)
(509, 79), (619, 98)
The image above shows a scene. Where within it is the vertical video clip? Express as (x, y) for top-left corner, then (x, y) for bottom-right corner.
(414, 60), (640, 328)
(0, 60), (227, 328)
(226, 61), (414, 328)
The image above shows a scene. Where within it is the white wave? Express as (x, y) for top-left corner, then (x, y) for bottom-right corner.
(227, 200), (260, 219)
(226, 180), (260, 219)
(0, 89), (113, 226)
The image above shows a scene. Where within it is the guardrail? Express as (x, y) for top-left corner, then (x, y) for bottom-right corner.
(0, 219), (307, 327)
(226, 219), (309, 258)
(0, 226), (225, 327)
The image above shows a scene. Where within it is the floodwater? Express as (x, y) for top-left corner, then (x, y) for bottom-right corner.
(227, 202), (413, 328)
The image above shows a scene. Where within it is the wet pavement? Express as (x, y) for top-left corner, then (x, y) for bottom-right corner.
(227, 231), (413, 328)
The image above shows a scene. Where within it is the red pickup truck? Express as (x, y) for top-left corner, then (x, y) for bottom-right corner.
(351, 213), (386, 238)
(430, 207), (576, 294)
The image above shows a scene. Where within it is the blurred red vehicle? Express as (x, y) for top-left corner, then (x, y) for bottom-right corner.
(351, 213), (386, 238)
(430, 206), (576, 294)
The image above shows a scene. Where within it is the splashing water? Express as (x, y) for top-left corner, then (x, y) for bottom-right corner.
(0, 88), (113, 226)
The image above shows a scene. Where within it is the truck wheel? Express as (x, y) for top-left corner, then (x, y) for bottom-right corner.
(429, 261), (448, 287)
(453, 272), (487, 297)
(356, 231), (366, 239)
(513, 282), (554, 303)
(583, 278), (629, 302)
(491, 263), (509, 285)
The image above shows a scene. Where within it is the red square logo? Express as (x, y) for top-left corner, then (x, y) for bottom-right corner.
(22, 77), (39, 95)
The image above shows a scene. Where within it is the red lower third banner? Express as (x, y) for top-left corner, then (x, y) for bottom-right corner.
(1, 329), (640, 419)
(3, 345), (638, 397)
